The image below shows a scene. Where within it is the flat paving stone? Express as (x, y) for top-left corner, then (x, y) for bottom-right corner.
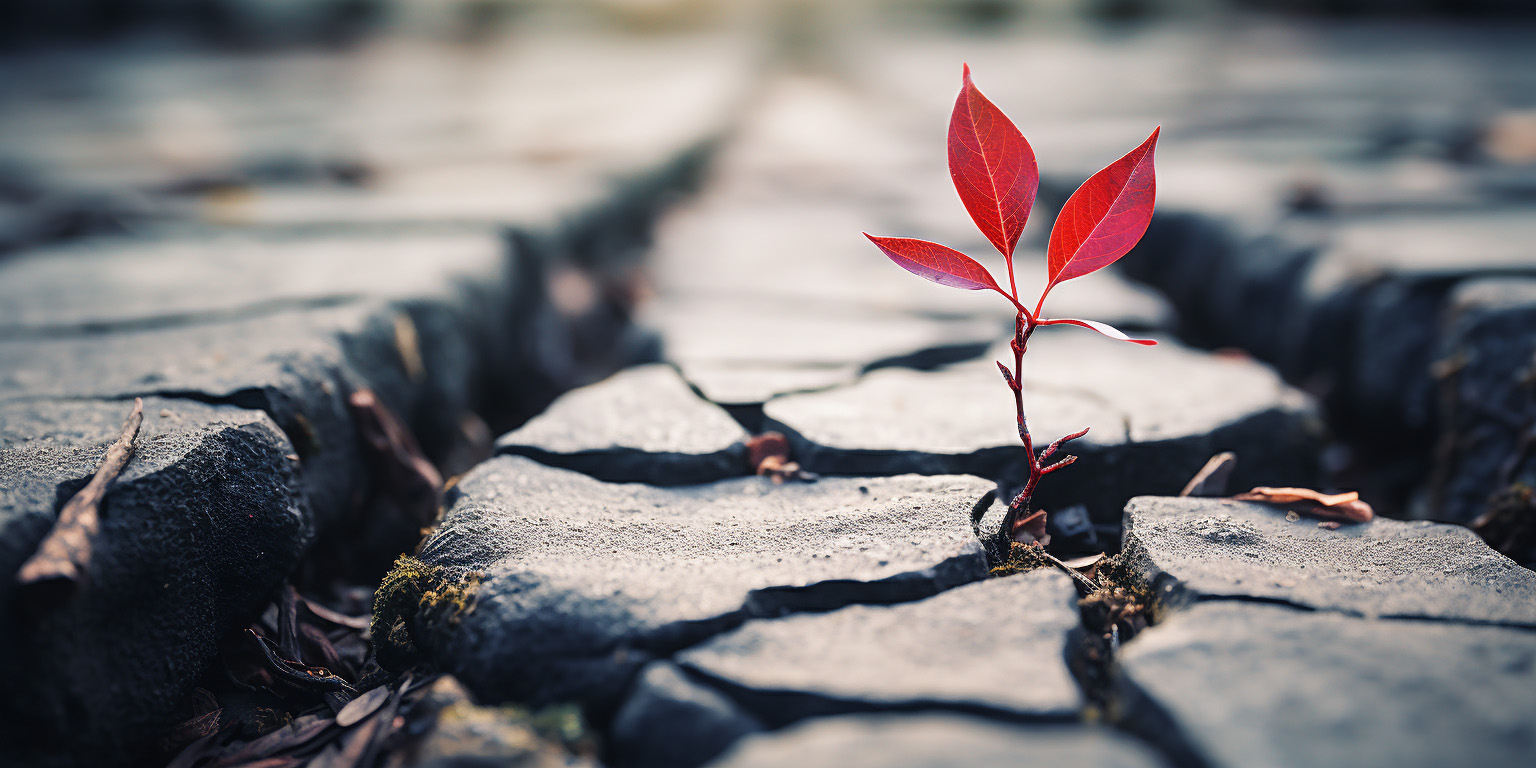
(1115, 602), (1536, 768)
(709, 714), (1168, 768)
(0, 397), (305, 766)
(1122, 496), (1536, 626)
(496, 364), (750, 485)
(609, 662), (765, 768)
(765, 332), (1322, 525)
(398, 456), (992, 710)
(677, 571), (1082, 724)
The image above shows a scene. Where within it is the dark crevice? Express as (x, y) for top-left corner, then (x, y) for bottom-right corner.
(0, 294), (366, 340)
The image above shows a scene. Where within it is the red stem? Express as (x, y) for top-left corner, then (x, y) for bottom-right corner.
(1000, 308), (1088, 542)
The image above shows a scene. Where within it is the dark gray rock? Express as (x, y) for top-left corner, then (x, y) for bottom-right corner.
(609, 663), (765, 768)
(709, 714), (1168, 768)
(0, 397), (306, 768)
(1122, 496), (1536, 626)
(497, 364), (750, 485)
(1432, 278), (1536, 525)
(402, 457), (992, 712)
(1115, 602), (1536, 768)
(766, 333), (1323, 526)
(678, 571), (1082, 724)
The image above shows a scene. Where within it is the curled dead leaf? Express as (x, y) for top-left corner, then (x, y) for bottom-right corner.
(1232, 486), (1374, 523)
(745, 432), (817, 483)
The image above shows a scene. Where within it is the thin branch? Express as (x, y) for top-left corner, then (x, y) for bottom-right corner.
(16, 397), (145, 600)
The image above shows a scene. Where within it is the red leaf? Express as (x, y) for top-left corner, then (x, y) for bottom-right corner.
(864, 234), (1007, 297)
(948, 64), (1038, 260)
(1041, 127), (1159, 305)
(1036, 317), (1157, 345)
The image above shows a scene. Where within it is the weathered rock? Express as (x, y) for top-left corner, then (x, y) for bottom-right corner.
(710, 714), (1169, 768)
(390, 457), (992, 713)
(0, 397), (306, 767)
(1122, 496), (1536, 626)
(766, 332), (1323, 526)
(609, 663), (764, 768)
(1432, 278), (1536, 525)
(1115, 602), (1536, 768)
(497, 364), (750, 485)
(677, 571), (1082, 725)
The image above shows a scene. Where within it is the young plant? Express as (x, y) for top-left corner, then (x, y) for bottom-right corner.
(864, 65), (1159, 547)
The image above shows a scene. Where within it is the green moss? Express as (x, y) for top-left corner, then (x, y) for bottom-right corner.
(372, 555), (481, 670)
(988, 541), (1052, 577)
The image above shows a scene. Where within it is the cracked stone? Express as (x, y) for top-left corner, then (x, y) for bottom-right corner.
(0, 397), (306, 767)
(1116, 602), (1536, 768)
(1122, 496), (1536, 626)
(496, 364), (750, 485)
(766, 331), (1323, 526)
(608, 662), (764, 768)
(710, 714), (1169, 768)
(394, 456), (991, 712)
(676, 570), (1082, 725)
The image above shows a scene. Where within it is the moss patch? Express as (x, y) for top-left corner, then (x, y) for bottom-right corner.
(989, 541), (1053, 577)
(372, 555), (482, 670)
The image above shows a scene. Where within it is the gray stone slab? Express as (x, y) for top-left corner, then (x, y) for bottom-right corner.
(496, 364), (749, 485)
(610, 662), (765, 768)
(0, 397), (305, 767)
(1122, 496), (1536, 626)
(400, 457), (992, 710)
(1432, 278), (1536, 526)
(709, 714), (1168, 768)
(765, 332), (1323, 525)
(649, 297), (1004, 406)
(1115, 602), (1536, 768)
(678, 571), (1082, 723)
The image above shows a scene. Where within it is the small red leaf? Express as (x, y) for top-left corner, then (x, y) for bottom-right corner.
(1042, 127), (1159, 304)
(864, 234), (1006, 296)
(949, 64), (1038, 259)
(1037, 317), (1157, 345)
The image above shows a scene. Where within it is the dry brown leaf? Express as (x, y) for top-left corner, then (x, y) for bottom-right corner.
(1232, 486), (1374, 522)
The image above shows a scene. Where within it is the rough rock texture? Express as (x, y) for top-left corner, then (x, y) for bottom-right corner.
(1122, 496), (1536, 626)
(1115, 602), (1536, 768)
(765, 333), (1323, 526)
(677, 571), (1082, 724)
(709, 714), (1169, 768)
(608, 663), (765, 768)
(1433, 278), (1536, 525)
(396, 456), (992, 713)
(497, 364), (750, 485)
(0, 397), (305, 767)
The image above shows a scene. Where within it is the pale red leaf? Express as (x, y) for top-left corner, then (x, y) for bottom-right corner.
(1042, 128), (1160, 302)
(864, 234), (1006, 295)
(1037, 317), (1157, 345)
(949, 64), (1038, 259)
(1232, 486), (1375, 523)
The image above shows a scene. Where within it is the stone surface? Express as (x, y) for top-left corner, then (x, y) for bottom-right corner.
(0, 397), (305, 767)
(1432, 278), (1536, 525)
(765, 332), (1323, 525)
(609, 662), (765, 768)
(710, 714), (1168, 768)
(399, 456), (992, 711)
(497, 364), (750, 485)
(1122, 496), (1536, 626)
(678, 571), (1082, 724)
(1116, 602), (1536, 768)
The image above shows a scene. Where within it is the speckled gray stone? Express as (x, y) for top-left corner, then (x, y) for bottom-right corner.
(609, 662), (764, 768)
(406, 456), (992, 710)
(1116, 602), (1536, 768)
(678, 571), (1082, 723)
(709, 714), (1169, 768)
(497, 364), (750, 485)
(765, 332), (1323, 526)
(0, 397), (305, 767)
(1123, 496), (1536, 626)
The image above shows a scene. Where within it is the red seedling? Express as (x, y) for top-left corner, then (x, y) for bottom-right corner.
(864, 64), (1159, 546)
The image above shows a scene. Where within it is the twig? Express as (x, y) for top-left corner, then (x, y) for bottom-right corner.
(1041, 549), (1100, 592)
(16, 397), (145, 600)
(1180, 451), (1236, 497)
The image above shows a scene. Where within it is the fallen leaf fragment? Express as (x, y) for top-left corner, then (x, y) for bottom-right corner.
(1180, 452), (1235, 497)
(745, 432), (817, 483)
(336, 686), (390, 728)
(1232, 486), (1374, 523)
(16, 397), (144, 603)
